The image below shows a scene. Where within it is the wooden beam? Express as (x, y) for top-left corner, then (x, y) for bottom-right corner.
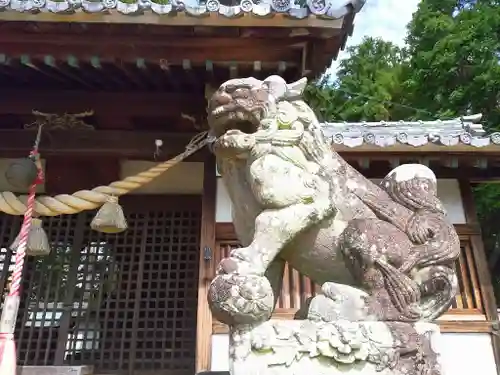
(0, 12), (344, 29)
(45, 157), (121, 195)
(215, 223), (483, 241)
(0, 89), (206, 118)
(0, 129), (208, 161)
(0, 34), (304, 63)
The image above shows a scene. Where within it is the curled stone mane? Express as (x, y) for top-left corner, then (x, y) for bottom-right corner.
(278, 98), (334, 166)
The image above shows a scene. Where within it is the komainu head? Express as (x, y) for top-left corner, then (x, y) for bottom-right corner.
(207, 75), (308, 138)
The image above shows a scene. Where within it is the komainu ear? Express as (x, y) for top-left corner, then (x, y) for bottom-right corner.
(263, 75), (288, 100)
(286, 77), (308, 98)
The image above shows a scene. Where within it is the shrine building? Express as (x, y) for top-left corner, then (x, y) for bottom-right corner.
(0, 1), (499, 375)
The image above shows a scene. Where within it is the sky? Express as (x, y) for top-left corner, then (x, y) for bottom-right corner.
(328, 0), (422, 77)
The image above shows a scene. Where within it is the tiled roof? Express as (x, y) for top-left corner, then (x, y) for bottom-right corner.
(321, 114), (500, 148)
(0, 0), (364, 18)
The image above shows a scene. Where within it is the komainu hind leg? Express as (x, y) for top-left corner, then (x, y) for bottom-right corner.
(340, 218), (422, 321)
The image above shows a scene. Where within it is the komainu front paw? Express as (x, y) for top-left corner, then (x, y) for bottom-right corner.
(208, 273), (275, 325)
(215, 130), (256, 154)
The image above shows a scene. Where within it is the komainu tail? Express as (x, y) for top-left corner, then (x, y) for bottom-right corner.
(414, 265), (458, 321)
(375, 260), (457, 321)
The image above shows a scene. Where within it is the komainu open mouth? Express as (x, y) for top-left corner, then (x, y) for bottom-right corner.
(208, 104), (263, 137)
(209, 107), (260, 136)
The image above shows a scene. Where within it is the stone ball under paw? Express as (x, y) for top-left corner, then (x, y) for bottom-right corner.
(208, 273), (275, 325)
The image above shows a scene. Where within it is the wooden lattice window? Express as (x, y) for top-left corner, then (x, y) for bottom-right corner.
(450, 240), (483, 312)
(0, 196), (201, 374)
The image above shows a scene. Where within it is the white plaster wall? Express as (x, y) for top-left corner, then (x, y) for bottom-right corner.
(210, 332), (497, 375)
(211, 334), (231, 372)
(216, 179), (232, 222)
(215, 178), (466, 224)
(436, 179), (466, 223)
(0, 159), (204, 195)
(120, 161), (204, 194)
(439, 333), (497, 375)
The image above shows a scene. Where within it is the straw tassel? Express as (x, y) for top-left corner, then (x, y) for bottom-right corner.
(90, 195), (127, 234)
(10, 218), (51, 256)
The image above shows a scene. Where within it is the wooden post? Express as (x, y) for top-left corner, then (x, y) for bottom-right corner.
(196, 154), (216, 373)
(459, 179), (500, 375)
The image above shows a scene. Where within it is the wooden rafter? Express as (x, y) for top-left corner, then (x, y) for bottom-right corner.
(0, 89), (206, 118)
(0, 34), (305, 64)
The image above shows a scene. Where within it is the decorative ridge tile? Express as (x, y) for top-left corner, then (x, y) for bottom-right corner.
(0, 0), (365, 19)
(321, 114), (500, 148)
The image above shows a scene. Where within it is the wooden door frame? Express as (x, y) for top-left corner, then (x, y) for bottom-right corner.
(459, 179), (500, 375)
(196, 155), (216, 373)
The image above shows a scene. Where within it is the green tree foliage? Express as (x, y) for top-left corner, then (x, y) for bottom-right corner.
(304, 37), (407, 122)
(402, 1), (500, 289)
(306, 1), (500, 125)
(404, 0), (500, 126)
(406, 0), (500, 293)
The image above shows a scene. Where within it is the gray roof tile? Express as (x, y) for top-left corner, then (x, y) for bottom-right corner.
(321, 114), (500, 148)
(0, 0), (364, 18)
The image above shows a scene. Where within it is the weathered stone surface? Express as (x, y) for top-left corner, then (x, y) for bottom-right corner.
(230, 320), (442, 375)
(206, 75), (458, 375)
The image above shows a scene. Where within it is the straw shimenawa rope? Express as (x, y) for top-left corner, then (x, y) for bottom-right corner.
(0, 132), (209, 217)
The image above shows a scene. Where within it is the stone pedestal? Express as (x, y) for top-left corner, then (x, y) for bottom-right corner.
(19, 366), (93, 375)
(229, 320), (442, 375)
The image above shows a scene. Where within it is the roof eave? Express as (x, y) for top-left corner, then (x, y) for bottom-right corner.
(0, 0), (366, 27)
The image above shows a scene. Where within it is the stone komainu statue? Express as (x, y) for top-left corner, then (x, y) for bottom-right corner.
(205, 76), (456, 375)
(206, 75), (459, 327)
